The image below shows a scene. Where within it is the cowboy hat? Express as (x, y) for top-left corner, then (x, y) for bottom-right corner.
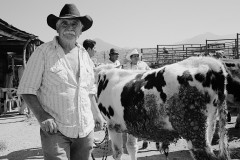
(109, 48), (119, 55)
(126, 49), (142, 61)
(47, 4), (93, 32)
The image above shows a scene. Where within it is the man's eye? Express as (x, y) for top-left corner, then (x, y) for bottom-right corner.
(61, 22), (67, 26)
(72, 22), (78, 27)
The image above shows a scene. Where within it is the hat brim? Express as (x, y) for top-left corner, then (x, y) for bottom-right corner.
(109, 53), (119, 55)
(126, 52), (142, 61)
(47, 14), (93, 32)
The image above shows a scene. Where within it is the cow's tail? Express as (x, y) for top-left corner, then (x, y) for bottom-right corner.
(217, 70), (231, 160)
(217, 100), (231, 159)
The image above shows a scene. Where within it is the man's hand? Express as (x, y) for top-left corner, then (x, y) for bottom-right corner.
(21, 94), (58, 134)
(40, 118), (58, 133)
(94, 113), (106, 131)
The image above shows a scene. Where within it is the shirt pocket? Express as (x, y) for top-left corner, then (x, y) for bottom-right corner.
(46, 65), (68, 86)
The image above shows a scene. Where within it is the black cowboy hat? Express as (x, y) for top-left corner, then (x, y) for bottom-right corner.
(109, 48), (119, 55)
(47, 4), (93, 32)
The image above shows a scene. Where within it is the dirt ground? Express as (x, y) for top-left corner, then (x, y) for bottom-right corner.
(0, 111), (239, 160)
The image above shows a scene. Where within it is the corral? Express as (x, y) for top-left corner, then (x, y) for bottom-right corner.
(141, 33), (240, 68)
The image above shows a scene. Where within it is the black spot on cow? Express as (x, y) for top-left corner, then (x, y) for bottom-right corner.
(195, 68), (226, 103)
(225, 62), (235, 68)
(121, 73), (145, 110)
(108, 106), (114, 117)
(177, 70), (193, 85)
(226, 74), (240, 102)
(208, 70), (226, 102)
(97, 74), (109, 98)
(98, 103), (111, 119)
(195, 73), (205, 83)
(144, 68), (167, 102)
(120, 69), (174, 141)
(120, 72), (147, 130)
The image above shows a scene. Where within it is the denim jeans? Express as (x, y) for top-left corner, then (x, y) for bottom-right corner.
(40, 129), (94, 160)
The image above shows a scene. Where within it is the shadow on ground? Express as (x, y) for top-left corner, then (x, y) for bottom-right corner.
(138, 150), (192, 160)
(0, 147), (43, 160)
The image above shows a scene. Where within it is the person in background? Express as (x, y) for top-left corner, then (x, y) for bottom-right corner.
(105, 48), (121, 66)
(83, 39), (98, 67)
(125, 49), (150, 70)
(18, 4), (104, 160)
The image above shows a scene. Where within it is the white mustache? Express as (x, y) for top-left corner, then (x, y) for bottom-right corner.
(64, 31), (76, 35)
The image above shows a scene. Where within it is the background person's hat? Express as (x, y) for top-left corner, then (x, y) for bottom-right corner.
(47, 4), (93, 32)
(126, 49), (142, 61)
(109, 48), (119, 55)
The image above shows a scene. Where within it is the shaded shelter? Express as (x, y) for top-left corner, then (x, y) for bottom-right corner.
(0, 18), (43, 87)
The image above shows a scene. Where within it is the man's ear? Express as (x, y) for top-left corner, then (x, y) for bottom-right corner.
(87, 48), (91, 52)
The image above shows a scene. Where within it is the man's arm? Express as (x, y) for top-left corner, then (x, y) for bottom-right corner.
(89, 94), (105, 130)
(21, 94), (58, 133)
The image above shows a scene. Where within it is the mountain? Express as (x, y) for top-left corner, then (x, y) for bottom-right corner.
(176, 32), (236, 44)
(94, 38), (121, 52)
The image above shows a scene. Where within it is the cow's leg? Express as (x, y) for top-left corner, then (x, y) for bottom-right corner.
(186, 109), (219, 160)
(108, 128), (123, 160)
(227, 111), (231, 122)
(217, 103), (231, 160)
(206, 111), (217, 146)
(126, 134), (138, 160)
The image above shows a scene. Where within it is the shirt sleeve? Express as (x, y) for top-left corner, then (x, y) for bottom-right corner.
(84, 52), (97, 94)
(17, 47), (44, 95)
(87, 55), (97, 95)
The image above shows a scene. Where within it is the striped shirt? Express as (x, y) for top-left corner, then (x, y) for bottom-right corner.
(18, 37), (95, 138)
(88, 59), (97, 94)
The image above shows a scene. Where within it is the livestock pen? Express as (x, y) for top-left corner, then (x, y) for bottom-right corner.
(141, 33), (240, 68)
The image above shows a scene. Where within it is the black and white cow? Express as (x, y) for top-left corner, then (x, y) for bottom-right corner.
(96, 57), (231, 160)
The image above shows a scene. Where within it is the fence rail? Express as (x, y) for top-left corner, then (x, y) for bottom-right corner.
(141, 33), (240, 68)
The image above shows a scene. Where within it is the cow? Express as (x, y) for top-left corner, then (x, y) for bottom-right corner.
(221, 58), (240, 129)
(96, 57), (231, 160)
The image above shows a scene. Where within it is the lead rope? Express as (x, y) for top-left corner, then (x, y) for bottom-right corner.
(91, 125), (109, 160)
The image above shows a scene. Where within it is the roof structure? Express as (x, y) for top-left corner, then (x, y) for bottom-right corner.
(0, 18), (43, 54)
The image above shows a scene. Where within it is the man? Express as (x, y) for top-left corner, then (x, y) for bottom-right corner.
(125, 49), (150, 70)
(105, 48), (121, 66)
(83, 39), (98, 67)
(18, 4), (104, 160)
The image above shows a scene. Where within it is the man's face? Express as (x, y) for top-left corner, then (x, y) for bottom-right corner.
(110, 54), (119, 62)
(57, 19), (83, 41)
(87, 46), (97, 58)
(130, 54), (140, 63)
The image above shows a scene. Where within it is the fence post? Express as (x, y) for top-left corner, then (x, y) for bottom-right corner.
(205, 40), (208, 56)
(237, 33), (239, 59)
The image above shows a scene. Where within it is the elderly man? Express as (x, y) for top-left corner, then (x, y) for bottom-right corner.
(18, 4), (104, 160)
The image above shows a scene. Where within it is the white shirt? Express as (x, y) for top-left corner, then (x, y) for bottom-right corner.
(18, 37), (95, 138)
(105, 59), (121, 67)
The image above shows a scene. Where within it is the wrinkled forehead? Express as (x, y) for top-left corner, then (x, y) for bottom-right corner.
(57, 18), (82, 25)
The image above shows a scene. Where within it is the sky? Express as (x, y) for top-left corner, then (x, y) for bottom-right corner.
(1, 0), (240, 48)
